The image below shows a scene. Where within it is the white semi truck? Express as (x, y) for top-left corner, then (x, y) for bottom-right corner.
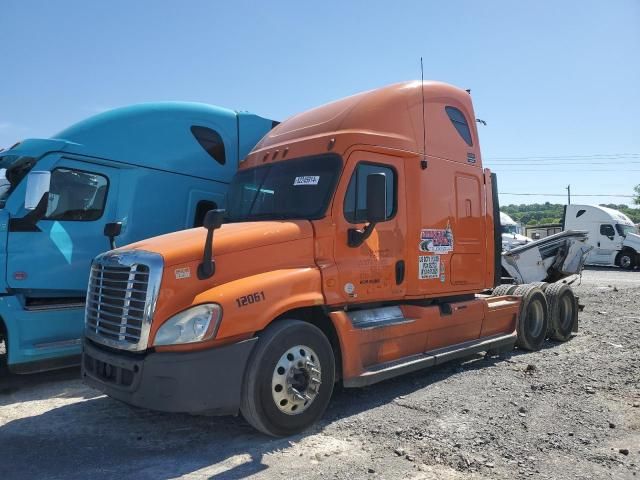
(500, 212), (532, 251)
(563, 204), (640, 270)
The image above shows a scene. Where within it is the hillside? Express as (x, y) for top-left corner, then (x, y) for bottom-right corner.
(501, 202), (640, 225)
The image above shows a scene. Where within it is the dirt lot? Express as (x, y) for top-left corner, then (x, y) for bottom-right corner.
(1, 267), (638, 480)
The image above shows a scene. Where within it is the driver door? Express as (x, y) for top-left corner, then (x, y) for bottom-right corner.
(7, 157), (120, 294)
(331, 151), (407, 304)
(593, 223), (619, 264)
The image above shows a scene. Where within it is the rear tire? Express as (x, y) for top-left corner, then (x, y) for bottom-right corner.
(492, 284), (518, 296)
(513, 285), (549, 351)
(545, 283), (577, 341)
(240, 319), (335, 437)
(529, 281), (549, 292)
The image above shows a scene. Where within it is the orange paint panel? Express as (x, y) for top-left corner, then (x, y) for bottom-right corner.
(480, 296), (520, 337)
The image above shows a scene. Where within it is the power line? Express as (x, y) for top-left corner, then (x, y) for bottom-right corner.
(487, 153), (640, 160)
(490, 169), (640, 173)
(487, 160), (640, 165)
(500, 192), (636, 198)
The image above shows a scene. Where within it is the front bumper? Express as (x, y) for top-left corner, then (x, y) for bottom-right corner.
(82, 337), (257, 415)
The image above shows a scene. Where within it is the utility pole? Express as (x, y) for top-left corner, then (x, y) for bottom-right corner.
(566, 184), (571, 205)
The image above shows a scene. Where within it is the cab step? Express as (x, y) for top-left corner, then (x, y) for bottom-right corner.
(343, 332), (516, 388)
(347, 306), (415, 329)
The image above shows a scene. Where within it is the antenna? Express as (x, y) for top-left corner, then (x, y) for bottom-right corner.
(420, 57), (427, 170)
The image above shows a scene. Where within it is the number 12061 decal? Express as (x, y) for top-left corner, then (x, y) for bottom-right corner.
(235, 291), (266, 308)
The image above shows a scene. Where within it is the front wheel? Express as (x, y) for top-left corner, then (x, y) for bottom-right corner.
(0, 329), (8, 376)
(240, 319), (335, 436)
(616, 251), (637, 270)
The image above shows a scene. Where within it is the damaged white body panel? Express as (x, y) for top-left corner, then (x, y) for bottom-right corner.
(501, 230), (592, 284)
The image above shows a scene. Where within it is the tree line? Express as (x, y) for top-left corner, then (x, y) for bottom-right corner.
(502, 201), (640, 226)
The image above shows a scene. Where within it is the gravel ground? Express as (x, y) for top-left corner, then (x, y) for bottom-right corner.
(0, 267), (638, 480)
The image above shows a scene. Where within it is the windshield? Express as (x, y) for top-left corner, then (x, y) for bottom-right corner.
(226, 154), (342, 222)
(616, 224), (637, 236)
(0, 155), (37, 208)
(501, 224), (517, 235)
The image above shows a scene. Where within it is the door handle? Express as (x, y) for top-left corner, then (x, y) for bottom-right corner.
(395, 260), (405, 285)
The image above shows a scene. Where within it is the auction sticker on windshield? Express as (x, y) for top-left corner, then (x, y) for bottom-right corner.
(293, 176), (320, 186)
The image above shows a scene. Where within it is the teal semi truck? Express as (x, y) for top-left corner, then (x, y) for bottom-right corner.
(0, 103), (275, 373)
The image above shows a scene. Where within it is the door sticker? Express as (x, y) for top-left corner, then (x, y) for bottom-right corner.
(293, 176), (320, 186)
(419, 222), (454, 254)
(419, 255), (441, 280)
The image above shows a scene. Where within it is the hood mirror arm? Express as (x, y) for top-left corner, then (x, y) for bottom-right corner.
(197, 209), (225, 280)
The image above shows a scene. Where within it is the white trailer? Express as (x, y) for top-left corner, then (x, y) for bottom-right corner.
(563, 204), (640, 270)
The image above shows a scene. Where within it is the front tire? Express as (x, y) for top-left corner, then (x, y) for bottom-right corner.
(616, 251), (637, 270)
(240, 319), (335, 437)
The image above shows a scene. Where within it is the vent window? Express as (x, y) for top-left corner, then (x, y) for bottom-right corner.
(576, 209), (586, 218)
(445, 106), (473, 147)
(191, 126), (226, 165)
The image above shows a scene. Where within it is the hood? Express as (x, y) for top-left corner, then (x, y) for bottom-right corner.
(121, 220), (314, 266)
(623, 232), (640, 250)
(502, 232), (531, 244)
(502, 232), (531, 251)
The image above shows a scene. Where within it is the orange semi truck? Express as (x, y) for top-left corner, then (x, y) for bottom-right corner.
(82, 81), (578, 436)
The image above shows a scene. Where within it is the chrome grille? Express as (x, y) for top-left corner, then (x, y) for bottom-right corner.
(84, 250), (163, 351)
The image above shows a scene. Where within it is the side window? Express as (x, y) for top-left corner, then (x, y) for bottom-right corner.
(193, 200), (217, 227)
(445, 106), (473, 147)
(45, 168), (108, 221)
(191, 126), (226, 165)
(600, 224), (615, 237)
(344, 163), (396, 223)
(576, 209), (586, 218)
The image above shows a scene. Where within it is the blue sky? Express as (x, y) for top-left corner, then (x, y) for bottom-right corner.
(1, 0), (639, 206)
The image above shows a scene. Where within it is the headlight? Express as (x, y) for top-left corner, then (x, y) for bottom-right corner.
(154, 304), (222, 346)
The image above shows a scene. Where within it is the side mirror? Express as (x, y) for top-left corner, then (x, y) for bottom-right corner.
(24, 171), (51, 210)
(348, 174), (388, 248)
(203, 209), (225, 231)
(198, 209), (226, 280)
(104, 222), (123, 250)
(366, 173), (387, 223)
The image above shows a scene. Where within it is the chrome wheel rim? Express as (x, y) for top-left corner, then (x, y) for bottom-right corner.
(271, 345), (321, 415)
(620, 255), (632, 268)
(527, 300), (545, 338)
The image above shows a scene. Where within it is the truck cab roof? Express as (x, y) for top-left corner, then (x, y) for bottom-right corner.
(3, 103), (273, 180)
(245, 81), (481, 169)
(565, 204), (635, 226)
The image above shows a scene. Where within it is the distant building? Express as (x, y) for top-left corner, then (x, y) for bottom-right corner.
(525, 223), (562, 240)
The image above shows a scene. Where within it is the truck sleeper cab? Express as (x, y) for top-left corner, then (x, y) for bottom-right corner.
(82, 82), (579, 436)
(0, 103), (275, 373)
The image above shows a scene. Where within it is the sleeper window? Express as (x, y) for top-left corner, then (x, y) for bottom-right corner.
(344, 163), (396, 223)
(445, 106), (473, 147)
(191, 126), (226, 165)
(45, 168), (108, 221)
